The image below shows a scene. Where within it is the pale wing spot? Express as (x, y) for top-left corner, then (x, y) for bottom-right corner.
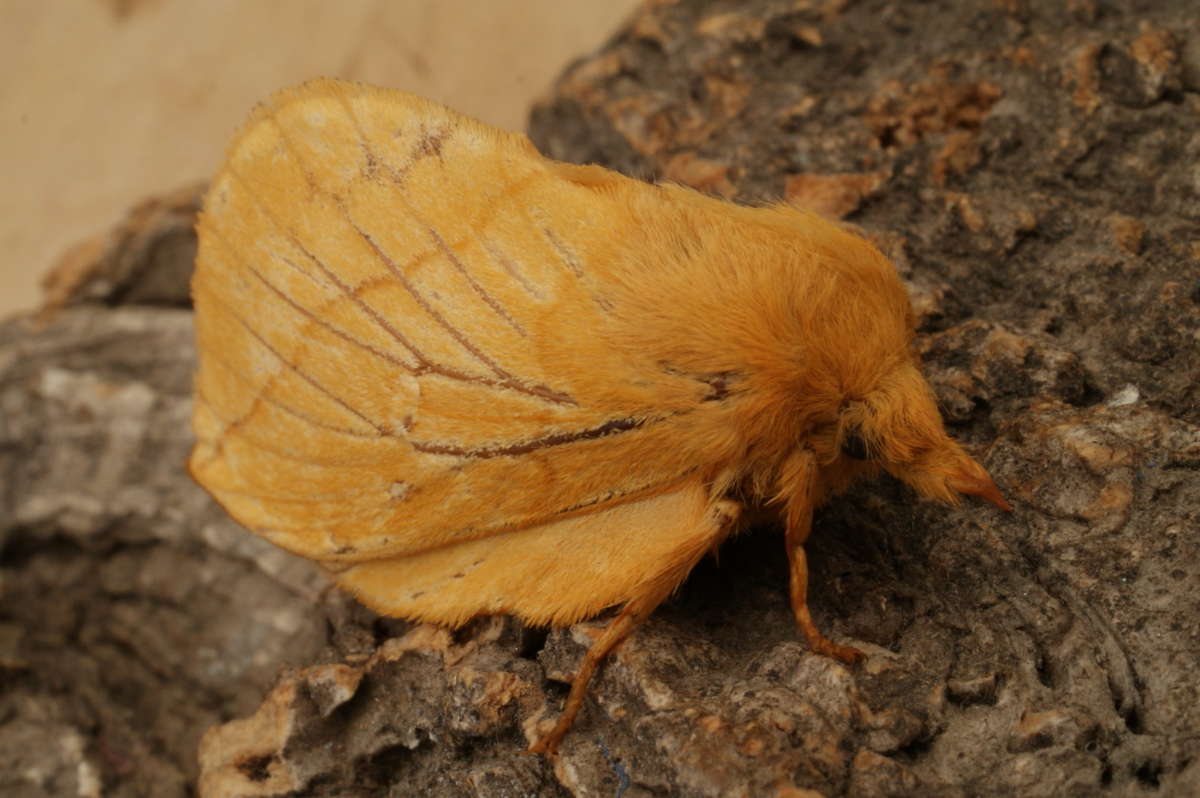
(388, 481), (412, 501)
(303, 108), (330, 128)
(207, 174), (234, 212)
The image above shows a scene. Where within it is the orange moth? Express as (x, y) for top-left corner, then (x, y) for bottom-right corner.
(189, 79), (1011, 755)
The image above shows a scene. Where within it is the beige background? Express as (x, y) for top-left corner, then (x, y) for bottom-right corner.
(1, 0), (640, 319)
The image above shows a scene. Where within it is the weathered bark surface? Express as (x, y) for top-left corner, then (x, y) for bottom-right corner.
(0, 188), (334, 798)
(2, 1), (1198, 796)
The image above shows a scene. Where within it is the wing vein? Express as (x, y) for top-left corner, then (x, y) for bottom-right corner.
(346, 216), (515, 376)
(196, 327), (385, 441)
(222, 159), (576, 407)
(251, 258), (421, 372)
(206, 220), (422, 373)
(427, 226), (527, 336)
(320, 96), (577, 406)
(200, 281), (389, 435)
(479, 236), (544, 300)
(194, 385), (386, 471)
(277, 100), (511, 379)
(540, 225), (585, 278)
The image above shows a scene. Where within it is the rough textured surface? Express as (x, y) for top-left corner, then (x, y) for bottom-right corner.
(1, 0), (1198, 796)
(0, 207), (331, 796)
(37, 182), (203, 317)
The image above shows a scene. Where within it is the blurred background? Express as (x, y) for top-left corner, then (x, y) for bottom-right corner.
(1, 0), (640, 319)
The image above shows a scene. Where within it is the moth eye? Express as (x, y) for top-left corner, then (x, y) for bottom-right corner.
(842, 430), (870, 460)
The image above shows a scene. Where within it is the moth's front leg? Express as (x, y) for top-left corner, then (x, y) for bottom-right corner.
(783, 450), (865, 664)
(786, 541), (865, 663)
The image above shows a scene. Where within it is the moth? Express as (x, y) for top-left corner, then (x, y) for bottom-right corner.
(189, 79), (1011, 755)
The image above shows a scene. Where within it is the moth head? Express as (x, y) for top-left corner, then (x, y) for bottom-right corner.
(839, 366), (1011, 511)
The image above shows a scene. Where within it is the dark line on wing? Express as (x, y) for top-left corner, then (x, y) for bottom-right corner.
(416, 125), (448, 158)
(221, 163), (574, 407)
(412, 416), (647, 459)
(547, 469), (699, 519)
(427, 226), (527, 336)
(197, 348), (381, 440)
(328, 104), (577, 405)
(194, 286), (324, 455)
(657, 363), (743, 402)
(248, 258), (421, 373)
(257, 105), (576, 408)
(191, 414), (385, 500)
(384, 471), (700, 560)
(193, 383), (381, 472)
(272, 250), (327, 287)
(480, 236), (544, 300)
(359, 124), (445, 185)
(221, 164), (432, 369)
(358, 140), (381, 179)
(349, 220), (522, 376)
(540, 225), (585, 278)
(205, 222), (422, 374)
(254, 110), (468, 379)
(207, 285), (389, 435)
(285, 233), (496, 387)
(323, 100), (516, 376)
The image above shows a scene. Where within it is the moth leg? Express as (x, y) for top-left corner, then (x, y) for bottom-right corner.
(529, 498), (741, 756)
(784, 451), (864, 664)
(527, 586), (664, 757)
(787, 540), (864, 663)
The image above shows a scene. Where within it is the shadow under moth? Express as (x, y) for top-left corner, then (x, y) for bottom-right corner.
(189, 78), (1011, 755)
